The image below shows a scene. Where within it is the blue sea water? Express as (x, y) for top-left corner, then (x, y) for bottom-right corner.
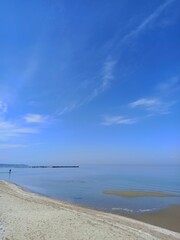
(0, 164), (180, 214)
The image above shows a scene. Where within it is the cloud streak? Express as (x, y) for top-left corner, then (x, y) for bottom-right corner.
(56, 0), (176, 119)
(24, 114), (48, 123)
(58, 58), (116, 116)
(0, 120), (38, 140)
(122, 0), (175, 42)
(102, 59), (116, 90)
(83, 59), (116, 103)
(101, 115), (136, 126)
(129, 97), (176, 115)
(129, 75), (179, 116)
(102, 75), (179, 126)
(129, 98), (162, 109)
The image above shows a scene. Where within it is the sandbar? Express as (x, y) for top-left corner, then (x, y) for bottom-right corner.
(103, 190), (178, 198)
(0, 180), (179, 240)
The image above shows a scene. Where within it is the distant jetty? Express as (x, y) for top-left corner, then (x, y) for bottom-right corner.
(31, 166), (79, 168)
(0, 164), (79, 168)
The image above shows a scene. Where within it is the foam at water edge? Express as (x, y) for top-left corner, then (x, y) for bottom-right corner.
(138, 208), (157, 213)
(112, 207), (134, 213)
(111, 207), (157, 213)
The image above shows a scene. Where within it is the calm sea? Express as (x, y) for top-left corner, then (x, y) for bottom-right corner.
(0, 164), (180, 214)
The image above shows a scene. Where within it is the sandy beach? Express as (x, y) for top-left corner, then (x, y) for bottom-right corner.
(0, 181), (180, 240)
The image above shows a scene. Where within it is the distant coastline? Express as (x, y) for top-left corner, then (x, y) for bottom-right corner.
(0, 164), (28, 168)
(0, 164), (79, 168)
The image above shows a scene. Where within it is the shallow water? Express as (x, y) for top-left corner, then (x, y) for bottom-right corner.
(0, 164), (180, 213)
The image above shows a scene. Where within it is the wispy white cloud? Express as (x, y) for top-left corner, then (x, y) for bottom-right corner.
(56, 0), (176, 119)
(128, 75), (179, 116)
(103, 75), (179, 126)
(102, 59), (116, 90)
(85, 58), (116, 102)
(101, 97), (175, 127)
(101, 115), (136, 126)
(129, 97), (175, 115)
(122, 0), (175, 42)
(0, 120), (38, 140)
(0, 144), (27, 149)
(57, 0), (175, 119)
(129, 98), (161, 109)
(57, 58), (116, 116)
(0, 106), (52, 142)
(57, 101), (81, 116)
(24, 114), (48, 123)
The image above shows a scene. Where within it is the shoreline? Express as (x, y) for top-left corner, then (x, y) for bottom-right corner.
(103, 190), (178, 198)
(102, 190), (180, 232)
(26, 185), (180, 233)
(131, 205), (180, 233)
(8, 181), (180, 233)
(0, 180), (180, 240)
(69, 202), (180, 233)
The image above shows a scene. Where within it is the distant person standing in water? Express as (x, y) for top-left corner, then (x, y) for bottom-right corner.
(9, 169), (11, 174)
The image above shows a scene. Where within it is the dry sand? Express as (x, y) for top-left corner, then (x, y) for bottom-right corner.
(0, 180), (180, 240)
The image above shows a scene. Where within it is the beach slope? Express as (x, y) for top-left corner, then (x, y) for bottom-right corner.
(0, 180), (179, 240)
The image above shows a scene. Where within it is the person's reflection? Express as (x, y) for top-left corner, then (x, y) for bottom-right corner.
(8, 169), (11, 180)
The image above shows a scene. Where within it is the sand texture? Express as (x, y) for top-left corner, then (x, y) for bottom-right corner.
(0, 180), (180, 240)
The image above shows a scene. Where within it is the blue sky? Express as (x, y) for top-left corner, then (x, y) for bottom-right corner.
(0, 0), (179, 165)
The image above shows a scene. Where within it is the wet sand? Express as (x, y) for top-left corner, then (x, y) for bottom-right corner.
(104, 190), (180, 232)
(132, 205), (180, 233)
(0, 180), (179, 240)
(104, 190), (178, 198)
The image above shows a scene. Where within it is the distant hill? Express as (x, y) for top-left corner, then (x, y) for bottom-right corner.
(0, 164), (29, 168)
